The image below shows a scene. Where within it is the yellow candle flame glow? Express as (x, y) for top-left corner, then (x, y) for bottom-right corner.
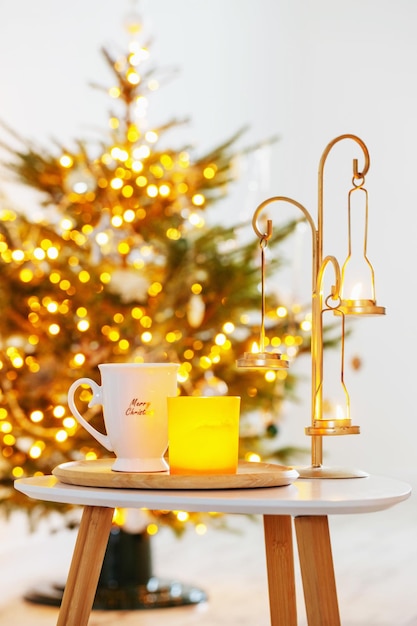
(350, 283), (363, 300)
(336, 404), (345, 419)
(251, 341), (259, 354)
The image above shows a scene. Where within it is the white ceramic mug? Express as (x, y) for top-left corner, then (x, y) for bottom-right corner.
(68, 363), (179, 473)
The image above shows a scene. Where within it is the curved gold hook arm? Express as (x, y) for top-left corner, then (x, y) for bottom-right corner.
(318, 133), (370, 180)
(252, 195), (316, 241)
(252, 195), (318, 290)
(316, 255), (342, 301)
(317, 134), (371, 266)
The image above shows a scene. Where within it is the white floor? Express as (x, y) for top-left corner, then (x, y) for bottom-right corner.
(0, 472), (416, 626)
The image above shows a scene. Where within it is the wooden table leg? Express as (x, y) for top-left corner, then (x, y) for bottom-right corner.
(57, 505), (115, 626)
(263, 514), (297, 626)
(294, 515), (341, 626)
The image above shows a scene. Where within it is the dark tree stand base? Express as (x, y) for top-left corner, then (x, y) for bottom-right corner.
(24, 578), (207, 610)
(24, 527), (207, 610)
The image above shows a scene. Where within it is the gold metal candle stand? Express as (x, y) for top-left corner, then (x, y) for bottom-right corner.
(238, 134), (385, 478)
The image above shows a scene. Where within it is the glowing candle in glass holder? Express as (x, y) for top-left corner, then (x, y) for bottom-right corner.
(339, 183), (385, 316)
(167, 396), (240, 475)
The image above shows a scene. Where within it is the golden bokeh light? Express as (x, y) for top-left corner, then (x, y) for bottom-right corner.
(0, 23), (310, 536)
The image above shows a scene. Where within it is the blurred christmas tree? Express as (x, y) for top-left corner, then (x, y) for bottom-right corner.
(0, 13), (311, 530)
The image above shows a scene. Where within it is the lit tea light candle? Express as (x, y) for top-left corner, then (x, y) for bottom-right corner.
(336, 404), (346, 420)
(236, 340), (289, 370)
(312, 404), (353, 431)
(350, 282), (363, 300)
(340, 278), (385, 316)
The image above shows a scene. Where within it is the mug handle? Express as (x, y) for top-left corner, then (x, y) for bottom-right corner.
(68, 378), (113, 451)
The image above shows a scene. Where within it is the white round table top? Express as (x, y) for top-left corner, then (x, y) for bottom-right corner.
(14, 473), (411, 516)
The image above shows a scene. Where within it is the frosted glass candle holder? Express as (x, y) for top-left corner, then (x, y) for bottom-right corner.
(167, 396), (240, 475)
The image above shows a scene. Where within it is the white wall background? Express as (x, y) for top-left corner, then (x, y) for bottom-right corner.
(0, 0), (415, 475)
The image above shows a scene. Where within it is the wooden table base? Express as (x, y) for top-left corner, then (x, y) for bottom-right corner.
(263, 514), (340, 626)
(264, 515), (297, 626)
(57, 506), (115, 626)
(55, 508), (340, 626)
(295, 515), (341, 626)
(14, 473), (410, 626)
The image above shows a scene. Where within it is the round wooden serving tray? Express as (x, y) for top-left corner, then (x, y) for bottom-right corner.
(52, 459), (299, 490)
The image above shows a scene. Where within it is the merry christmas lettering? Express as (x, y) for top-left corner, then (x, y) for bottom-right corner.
(125, 398), (154, 416)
